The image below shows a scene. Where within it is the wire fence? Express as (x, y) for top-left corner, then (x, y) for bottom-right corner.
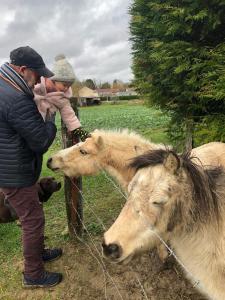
(69, 177), (150, 300)
(69, 166), (201, 298)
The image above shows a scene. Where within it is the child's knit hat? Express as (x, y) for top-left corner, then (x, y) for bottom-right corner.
(51, 54), (76, 83)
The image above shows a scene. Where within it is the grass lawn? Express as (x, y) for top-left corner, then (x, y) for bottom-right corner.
(0, 101), (170, 298)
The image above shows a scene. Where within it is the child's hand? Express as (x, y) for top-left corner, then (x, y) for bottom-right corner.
(72, 127), (91, 142)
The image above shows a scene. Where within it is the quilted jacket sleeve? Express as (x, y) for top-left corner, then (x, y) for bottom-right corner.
(8, 94), (57, 154)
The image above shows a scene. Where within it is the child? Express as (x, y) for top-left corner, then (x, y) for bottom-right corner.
(34, 54), (89, 141)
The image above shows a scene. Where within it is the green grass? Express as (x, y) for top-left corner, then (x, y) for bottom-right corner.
(80, 102), (170, 142)
(0, 101), (170, 296)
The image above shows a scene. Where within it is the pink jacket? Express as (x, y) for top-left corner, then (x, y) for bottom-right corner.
(34, 77), (81, 131)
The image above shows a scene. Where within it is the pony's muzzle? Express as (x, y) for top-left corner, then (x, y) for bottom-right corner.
(102, 241), (122, 260)
(47, 157), (53, 169)
(47, 157), (59, 171)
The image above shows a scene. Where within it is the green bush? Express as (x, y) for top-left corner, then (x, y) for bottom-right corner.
(194, 115), (225, 146)
(100, 95), (139, 101)
(130, 0), (225, 144)
(118, 95), (140, 100)
(100, 97), (107, 101)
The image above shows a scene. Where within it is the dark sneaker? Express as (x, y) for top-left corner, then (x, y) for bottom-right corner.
(22, 271), (63, 288)
(42, 248), (63, 262)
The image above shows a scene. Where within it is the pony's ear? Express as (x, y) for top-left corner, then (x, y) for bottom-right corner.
(164, 152), (180, 174)
(134, 145), (143, 155)
(96, 136), (104, 150)
(93, 129), (99, 134)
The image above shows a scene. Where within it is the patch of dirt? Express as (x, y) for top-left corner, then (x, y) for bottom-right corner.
(10, 238), (207, 300)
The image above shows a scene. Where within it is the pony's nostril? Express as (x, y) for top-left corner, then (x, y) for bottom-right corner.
(47, 158), (52, 168)
(102, 242), (121, 259)
(108, 244), (119, 254)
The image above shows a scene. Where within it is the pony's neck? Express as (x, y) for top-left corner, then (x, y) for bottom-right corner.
(96, 132), (165, 191)
(99, 137), (162, 191)
(167, 177), (225, 299)
(170, 223), (225, 299)
(101, 150), (136, 191)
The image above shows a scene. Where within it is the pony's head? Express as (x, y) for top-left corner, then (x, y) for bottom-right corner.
(47, 129), (157, 179)
(103, 149), (222, 263)
(47, 130), (105, 177)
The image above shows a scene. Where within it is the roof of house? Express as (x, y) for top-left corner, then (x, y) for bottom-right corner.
(95, 88), (124, 94)
(78, 86), (99, 98)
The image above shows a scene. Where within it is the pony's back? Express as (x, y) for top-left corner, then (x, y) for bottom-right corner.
(191, 142), (225, 168)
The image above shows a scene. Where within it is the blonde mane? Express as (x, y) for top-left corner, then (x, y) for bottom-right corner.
(92, 128), (163, 149)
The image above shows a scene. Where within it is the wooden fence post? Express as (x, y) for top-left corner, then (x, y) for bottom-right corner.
(61, 97), (83, 237)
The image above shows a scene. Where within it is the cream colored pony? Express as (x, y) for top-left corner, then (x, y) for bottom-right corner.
(103, 149), (225, 300)
(47, 129), (166, 191)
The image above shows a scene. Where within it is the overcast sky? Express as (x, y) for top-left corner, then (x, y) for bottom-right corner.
(0, 0), (133, 83)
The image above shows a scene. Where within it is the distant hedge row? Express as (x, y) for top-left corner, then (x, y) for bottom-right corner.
(118, 95), (140, 100)
(101, 95), (139, 101)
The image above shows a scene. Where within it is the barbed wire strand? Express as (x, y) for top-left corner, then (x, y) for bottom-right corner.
(70, 178), (150, 300)
(69, 180), (124, 300)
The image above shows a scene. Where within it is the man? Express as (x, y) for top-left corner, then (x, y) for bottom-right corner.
(0, 46), (62, 288)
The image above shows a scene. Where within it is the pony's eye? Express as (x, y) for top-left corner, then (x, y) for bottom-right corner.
(135, 209), (141, 215)
(79, 149), (88, 155)
(152, 201), (164, 207)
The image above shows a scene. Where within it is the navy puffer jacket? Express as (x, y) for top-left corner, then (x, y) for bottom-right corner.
(0, 77), (57, 187)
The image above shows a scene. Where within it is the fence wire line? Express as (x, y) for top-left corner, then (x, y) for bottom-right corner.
(83, 159), (128, 201)
(151, 229), (200, 288)
(71, 223), (108, 300)
(129, 266), (149, 300)
(70, 178), (150, 300)
(71, 202), (124, 300)
(100, 168), (128, 202)
(69, 180), (124, 300)
(75, 183), (106, 230)
(99, 171), (150, 300)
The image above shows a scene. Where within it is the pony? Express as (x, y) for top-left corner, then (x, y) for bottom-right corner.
(47, 129), (165, 191)
(103, 149), (225, 300)
(47, 129), (225, 192)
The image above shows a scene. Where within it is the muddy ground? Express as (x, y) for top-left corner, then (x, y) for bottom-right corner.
(10, 238), (207, 300)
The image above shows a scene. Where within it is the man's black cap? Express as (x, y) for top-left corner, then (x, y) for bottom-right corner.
(10, 46), (54, 78)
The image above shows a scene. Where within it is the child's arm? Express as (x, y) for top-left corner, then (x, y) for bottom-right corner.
(59, 98), (90, 141)
(59, 98), (81, 131)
